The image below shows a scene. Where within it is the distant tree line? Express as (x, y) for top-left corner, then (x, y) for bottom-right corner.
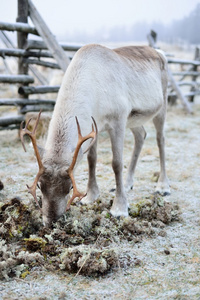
(167, 3), (200, 44)
(67, 3), (200, 44)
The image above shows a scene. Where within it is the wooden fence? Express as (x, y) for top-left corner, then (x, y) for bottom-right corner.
(148, 30), (200, 114)
(0, 0), (82, 130)
(0, 5), (200, 130)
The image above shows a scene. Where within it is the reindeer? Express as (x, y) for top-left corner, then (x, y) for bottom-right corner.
(21, 44), (170, 227)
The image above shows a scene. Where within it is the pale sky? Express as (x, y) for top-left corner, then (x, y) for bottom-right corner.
(0, 0), (200, 40)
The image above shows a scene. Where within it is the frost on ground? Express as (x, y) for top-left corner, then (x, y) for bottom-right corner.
(0, 100), (200, 298)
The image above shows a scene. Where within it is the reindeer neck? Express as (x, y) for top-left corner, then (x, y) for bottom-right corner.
(43, 104), (91, 166)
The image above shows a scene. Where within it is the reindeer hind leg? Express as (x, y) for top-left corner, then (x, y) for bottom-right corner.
(153, 109), (170, 196)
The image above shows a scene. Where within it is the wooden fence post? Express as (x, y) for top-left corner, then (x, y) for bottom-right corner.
(189, 47), (200, 102)
(16, 0), (29, 76)
(16, 0), (29, 115)
(168, 69), (192, 114)
(147, 30), (158, 48)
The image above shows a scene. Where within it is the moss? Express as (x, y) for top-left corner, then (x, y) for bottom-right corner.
(1, 194), (180, 279)
(17, 225), (24, 236)
(8, 230), (14, 238)
(129, 198), (152, 217)
(0, 198), (42, 241)
(129, 203), (140, 217)
(105, 212), (111, 219)
(24, 237), (47, 252)
(20, 270), (30, 279)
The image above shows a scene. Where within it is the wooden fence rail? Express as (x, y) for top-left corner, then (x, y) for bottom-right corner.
(168, 58), (200, 66)
(26, 40), (82, 51)
(0, 115), (24, 128)
(0, 74), (34, 83)
(24, 58), (60, 69)
(0, 48), (54, 58)
(18, 85), (59, 95)
(0, 21), (39, 35)
(171, 71), (200, 76)
(0, 99), (55, 106)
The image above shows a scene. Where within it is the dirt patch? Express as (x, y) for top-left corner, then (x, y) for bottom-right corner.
(0, 194), (179, 279)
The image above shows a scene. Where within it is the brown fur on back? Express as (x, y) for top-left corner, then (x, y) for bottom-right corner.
(114, 46), (165, 69)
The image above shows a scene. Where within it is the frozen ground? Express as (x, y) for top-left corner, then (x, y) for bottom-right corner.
(0, 98), (200, 299)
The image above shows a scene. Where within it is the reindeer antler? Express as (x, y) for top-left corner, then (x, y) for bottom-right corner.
(66, 116), (98, 210)
(20, 110), (44, 212)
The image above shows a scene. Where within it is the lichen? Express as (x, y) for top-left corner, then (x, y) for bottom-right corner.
(60, 246), (118, 276)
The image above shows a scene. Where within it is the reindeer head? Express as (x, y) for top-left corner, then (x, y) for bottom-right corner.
(20, 111), (97, 227)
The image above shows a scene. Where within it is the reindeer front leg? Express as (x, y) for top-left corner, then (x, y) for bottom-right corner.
(81, 139), (100, 204)
(108, 123), (128, 217)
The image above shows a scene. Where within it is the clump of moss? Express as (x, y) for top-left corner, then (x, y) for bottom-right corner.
(129, 194), (180, 224)
(0, 239), (43, 280)
(24, 236), (47, 252)
(140, 195), (180, 224)
(0, 198), (42, 241)
(50, 195), (179, 245)
(119, 217), (154, 241)
(0, 194), (180, 280)
(60, 246), (118, 276)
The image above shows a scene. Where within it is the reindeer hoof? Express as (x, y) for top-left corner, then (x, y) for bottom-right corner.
(155, 181), (170, 197)
(80, 196), (94, 205)
(81, 190), (100, 205)
(110, 205), (128, 218)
